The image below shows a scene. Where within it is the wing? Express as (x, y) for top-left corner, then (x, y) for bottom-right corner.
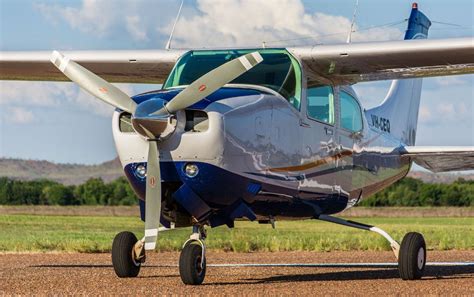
(401, 146), (474, 173)
(289, 37), (474, 84)
(0, 50), (185, 84)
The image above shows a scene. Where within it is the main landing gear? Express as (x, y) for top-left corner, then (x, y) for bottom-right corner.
(316, 215), (426, 280)
(111, 225), (208, 285)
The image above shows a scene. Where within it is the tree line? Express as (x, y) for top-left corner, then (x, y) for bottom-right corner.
(0, 176), (472, 206)
(359, 177), (473, 207)
(0, 177), (137, 206)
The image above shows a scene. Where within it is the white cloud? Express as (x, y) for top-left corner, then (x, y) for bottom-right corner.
(418, 106), (433, 123)
(0, 81), (135, 117)
(36, 0), (402, 48)
(167, 0), (402, 48)
(6, 107), (35, 124)
(0, 81), (72, 106)
(434, 76), (470, 87)
(126, 15), (149, 42)
(35, 0), (178, 43)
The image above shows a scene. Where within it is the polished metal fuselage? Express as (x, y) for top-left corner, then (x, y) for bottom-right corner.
(113, 84), (410, 219)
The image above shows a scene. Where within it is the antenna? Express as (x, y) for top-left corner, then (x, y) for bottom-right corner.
(165, 0), (184, 50)
(346, 0), (359, 43)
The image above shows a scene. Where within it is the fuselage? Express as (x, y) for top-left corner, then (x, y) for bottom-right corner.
(112, 49), (411, 227)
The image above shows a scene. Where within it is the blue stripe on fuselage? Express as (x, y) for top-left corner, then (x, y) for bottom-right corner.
(131, 87), (263, 110)
(124, 161), (349, 219)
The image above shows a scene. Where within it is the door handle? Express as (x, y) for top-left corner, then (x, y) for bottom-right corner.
(325, 127), (333, 135)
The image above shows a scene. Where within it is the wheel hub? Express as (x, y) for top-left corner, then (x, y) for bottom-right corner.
(417, 247), (425, 270)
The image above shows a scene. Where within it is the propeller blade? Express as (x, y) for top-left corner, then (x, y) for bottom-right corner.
(143, 140), (162, 250)
(50, 51), (137, 114)
(155, 51), (263, 115)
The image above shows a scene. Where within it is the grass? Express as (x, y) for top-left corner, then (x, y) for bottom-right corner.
(0, 215), (472, 253)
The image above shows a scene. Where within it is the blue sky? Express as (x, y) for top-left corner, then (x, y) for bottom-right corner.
(0, 0), (473, 164)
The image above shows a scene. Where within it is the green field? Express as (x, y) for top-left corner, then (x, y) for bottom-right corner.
(0, 215), (472, 253)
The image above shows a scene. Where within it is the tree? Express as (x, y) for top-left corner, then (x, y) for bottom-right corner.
(74, 178), (109, 205)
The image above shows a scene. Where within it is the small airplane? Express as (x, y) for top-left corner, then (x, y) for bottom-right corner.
(1, 3), (473, 285)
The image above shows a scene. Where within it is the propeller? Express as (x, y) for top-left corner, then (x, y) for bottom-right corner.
(143, 140), (161, 250)
(50, 50), (263, 251)
(50, 51), (137, 114)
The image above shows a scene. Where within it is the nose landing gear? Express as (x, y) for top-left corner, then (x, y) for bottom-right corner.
(111, 231), (144, 278)
(179, 225), (207, 285)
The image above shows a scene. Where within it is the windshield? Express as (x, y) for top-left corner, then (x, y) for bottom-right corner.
(164, 49), (302, 109)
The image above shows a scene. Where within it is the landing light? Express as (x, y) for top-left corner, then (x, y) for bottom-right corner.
(184, 163), (199, 178)
(136, 164), (147, 178)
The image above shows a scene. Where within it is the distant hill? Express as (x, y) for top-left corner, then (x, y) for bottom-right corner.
(0, 157), (473, 185)
(0, 157), (123, 185)
(407, 171), (474, 184)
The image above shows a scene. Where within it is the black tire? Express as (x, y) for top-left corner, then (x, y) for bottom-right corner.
(179, 241), (206, 285)
(398, 232), (426, 280)
(112, 231), (141, 278)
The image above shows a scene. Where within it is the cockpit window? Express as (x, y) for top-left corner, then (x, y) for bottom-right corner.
(164, 49), (302, 110)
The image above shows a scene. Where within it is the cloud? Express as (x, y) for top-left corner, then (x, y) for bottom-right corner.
(434, 76), (470, 87)
(35, 0), (178, 43)
(6, 107), (35, 124)
(0, 81), (137, 118)
(126, 15), (149, 42)
(0, 81), (72, 106)
(418, 88), (472, 125)
(36, 0), (402, 48)
(418, 106), (433, 123)
(167, 0), (403, 48)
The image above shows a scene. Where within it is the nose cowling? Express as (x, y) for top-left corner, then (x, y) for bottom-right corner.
(132, 98), (176, 140)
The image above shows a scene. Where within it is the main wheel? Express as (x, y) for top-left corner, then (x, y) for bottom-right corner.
(112, 231), (141, 278)
(179, 241), (206, 285)
(398, 232), (426, 280)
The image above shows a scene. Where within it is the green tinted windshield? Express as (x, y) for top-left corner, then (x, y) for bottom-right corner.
(164, 49), (302, 109)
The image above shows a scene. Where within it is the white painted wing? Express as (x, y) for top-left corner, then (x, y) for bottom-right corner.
(0, 50), (185, 84)
(289, 37), (474, 84)
(401, 146), (474, 173)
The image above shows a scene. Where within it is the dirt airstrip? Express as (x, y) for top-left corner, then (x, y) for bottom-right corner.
(1, 251), (473, 295)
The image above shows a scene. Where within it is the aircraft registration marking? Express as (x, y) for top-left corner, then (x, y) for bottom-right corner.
(371, 114), (391, 133)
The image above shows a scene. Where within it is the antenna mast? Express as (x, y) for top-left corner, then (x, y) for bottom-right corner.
(165, 0), (184, 50)
(346, 0), (359, 43)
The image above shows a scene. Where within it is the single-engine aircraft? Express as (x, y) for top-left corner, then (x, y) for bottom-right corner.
(1, 3), (473, 285)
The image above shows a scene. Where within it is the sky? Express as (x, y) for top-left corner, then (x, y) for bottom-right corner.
(0, 0), (473, 165)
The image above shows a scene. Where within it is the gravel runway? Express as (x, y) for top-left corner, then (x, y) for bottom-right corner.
(1, 251), (473, 295)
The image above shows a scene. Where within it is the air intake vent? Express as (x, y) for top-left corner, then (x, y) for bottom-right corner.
(185, 110), (209, 132)
(119, 113), (134, 133)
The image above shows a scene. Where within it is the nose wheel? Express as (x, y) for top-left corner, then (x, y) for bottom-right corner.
(111, 231), (143, 278)
(179, 225), (207, 285)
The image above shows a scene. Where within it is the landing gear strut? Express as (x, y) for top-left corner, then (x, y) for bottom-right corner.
(179, 225), (207, 285)
(316, 215), (426, 280)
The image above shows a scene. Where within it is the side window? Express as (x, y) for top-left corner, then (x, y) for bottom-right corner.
(307, 85), (334, 125)
(340, 91), (363, 132)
